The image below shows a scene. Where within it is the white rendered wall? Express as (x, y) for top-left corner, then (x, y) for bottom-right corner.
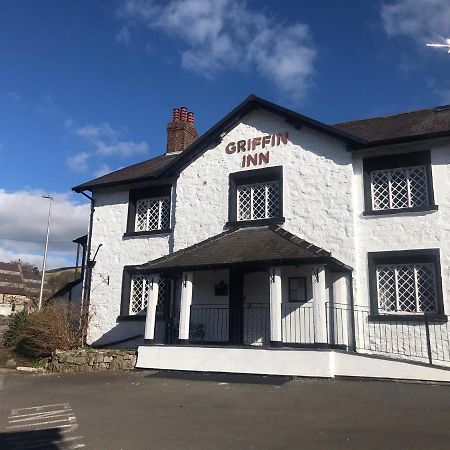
(136, 345), (450, 382)
(352, 144), (450, 311)
(87, 188), (171, 345)
(173, 109), (355, 266)
(86, 107), (450, 358)
(350, 143), (450, 363)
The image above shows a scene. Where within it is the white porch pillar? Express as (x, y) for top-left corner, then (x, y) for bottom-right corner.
(144, 274), (160, 343)
(312, 265), (327, 345)
(269, 266), (282, 347)
(178, 271), (193, 344)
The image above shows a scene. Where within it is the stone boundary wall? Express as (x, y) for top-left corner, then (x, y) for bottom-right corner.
(45, 349), (136, 373)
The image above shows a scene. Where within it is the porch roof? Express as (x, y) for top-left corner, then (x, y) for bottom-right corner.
(137, 225), (352, 273)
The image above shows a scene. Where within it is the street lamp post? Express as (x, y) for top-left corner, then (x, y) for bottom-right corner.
(38, 195), (53, 310)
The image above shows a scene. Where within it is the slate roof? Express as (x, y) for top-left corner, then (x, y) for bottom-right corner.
(73, 96), (450, 193)
(138, 225), (351, 272)
(72, 95), (364, 193)
(0, 262), (42, 298)
(0, 262), (19, 271)
(334, 105), (450, 144)
(73, 153), (177, 192)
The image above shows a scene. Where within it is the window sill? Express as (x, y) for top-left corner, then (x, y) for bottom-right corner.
(363, 205), (438, 216)
(123, 229), (172, 238)
(225, 217), (285, 228)
(117, 315), (146, 322)
(368, 314), (447, 323)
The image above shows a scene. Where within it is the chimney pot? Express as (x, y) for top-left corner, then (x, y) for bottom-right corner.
(180, 106), (188, 122)
(166, 106), (198, 154)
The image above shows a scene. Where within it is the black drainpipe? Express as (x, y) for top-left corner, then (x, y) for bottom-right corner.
(349, 275), (357, 352)
(80, 191), (95, 343)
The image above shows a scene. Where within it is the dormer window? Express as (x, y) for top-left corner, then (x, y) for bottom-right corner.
(227, 166), (284, 227)
(363, 151), (436, 215)
(125, 186), (172, 236)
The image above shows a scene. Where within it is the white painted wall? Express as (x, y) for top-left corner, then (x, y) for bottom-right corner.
(352, 145), (450, 312)
(173, 110), (354, 266)
(136, 345), (450, 382)
(87, 189), (171, 344)
(86, 107), (450, 362)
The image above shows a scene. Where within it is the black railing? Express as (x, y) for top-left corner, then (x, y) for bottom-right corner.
(327, 303), (450, 365)
(243, 303), (270, 346)
(189, 305), (229, 343)
(281, 304), (315, 344)
(185, 302), (450, 366)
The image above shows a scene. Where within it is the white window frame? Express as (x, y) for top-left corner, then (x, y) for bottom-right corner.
(237, 181), (280, 221)
(376, 263), (438, 314)
(370, 165), (428, 211)
(135, 196), (170, 232)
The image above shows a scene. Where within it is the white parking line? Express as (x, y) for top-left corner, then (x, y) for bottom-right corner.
(3, 403), (86, 449)
(9, 412), (74, 423)
(11, 402), (71, 415)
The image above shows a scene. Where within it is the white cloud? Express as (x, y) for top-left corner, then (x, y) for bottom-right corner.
(7, 91), (21, 101)
(117, 0), (316, 98)
(0, 189), (89, 269)
(116, 26), (131, 44)
(66, 121), (149, 172)
(75, 122), (148, 158)
(67, 152), (91, 172)
(94, 164), (112, 177)
(381, 0), (450, 43)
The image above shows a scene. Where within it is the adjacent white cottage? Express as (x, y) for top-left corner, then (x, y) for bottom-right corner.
(73, 97), (450, 382)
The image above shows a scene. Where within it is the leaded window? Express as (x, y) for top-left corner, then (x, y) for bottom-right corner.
(371, 166), (428, 211)
(376, 263), (438, 314)
(237, 181), (280, 221)
(135, 197), (170, 232)
(129, 275), (150, 314)
(129, 275), (168, 315)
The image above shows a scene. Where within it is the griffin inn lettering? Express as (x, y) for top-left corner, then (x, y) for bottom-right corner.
(225, 132), (289, 167)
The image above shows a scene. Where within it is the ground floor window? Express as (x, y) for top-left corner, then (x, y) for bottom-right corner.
(369, 250), (442, 315)
(377, 264), (437, 313)
(130, 275), (150, 314)
(128, 274), (169, 315)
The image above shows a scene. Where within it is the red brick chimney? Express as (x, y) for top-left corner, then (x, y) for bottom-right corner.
(166, 106), (198, 153)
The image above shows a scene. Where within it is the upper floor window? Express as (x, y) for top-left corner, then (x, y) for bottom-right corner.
(135, 197), (170, 231)
(237, 181), (280, 221)
(125, 186), (172, 236)
(228, 166), (284, 226)
(371, 166), (428, 211)
(363, 151), (436, 215)
(368, 249), (443, 316)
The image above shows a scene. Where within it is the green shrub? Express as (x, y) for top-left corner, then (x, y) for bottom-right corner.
(3, 310), (30, 355)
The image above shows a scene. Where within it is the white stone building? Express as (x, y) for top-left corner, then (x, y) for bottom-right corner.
(73, 97), (450, 382)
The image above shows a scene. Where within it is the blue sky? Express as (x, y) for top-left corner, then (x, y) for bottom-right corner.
(1, 0), (450, 267)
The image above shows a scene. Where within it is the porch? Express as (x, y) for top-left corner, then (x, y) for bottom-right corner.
(148, 266), (353, 349)
(137, 226), (353, 350)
